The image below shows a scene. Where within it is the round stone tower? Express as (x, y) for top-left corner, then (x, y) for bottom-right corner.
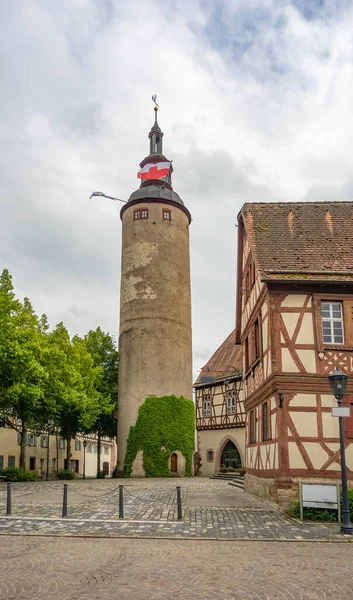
(117, 106), (193, 474)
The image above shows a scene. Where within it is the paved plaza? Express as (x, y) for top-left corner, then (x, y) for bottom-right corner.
(1, 536), (353, 600)
(0, 478), (350, 541)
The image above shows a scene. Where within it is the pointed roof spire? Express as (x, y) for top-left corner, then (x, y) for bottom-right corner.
(149, 95), (163, 155)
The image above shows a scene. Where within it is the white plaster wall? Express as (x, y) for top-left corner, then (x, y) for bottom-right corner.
(198, 428), (245, 477)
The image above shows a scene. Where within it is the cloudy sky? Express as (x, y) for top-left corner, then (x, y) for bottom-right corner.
(1, 0), (353, 381)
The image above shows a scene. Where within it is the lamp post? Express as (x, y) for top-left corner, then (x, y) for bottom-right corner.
(83, 440), (87, 480)
(328, 368), (353, 535)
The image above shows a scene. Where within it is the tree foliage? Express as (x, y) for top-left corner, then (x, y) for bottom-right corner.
(83, 328), (119, 474)
(0, 269), (118, 471)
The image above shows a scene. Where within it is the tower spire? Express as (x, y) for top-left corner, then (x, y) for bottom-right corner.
(149, 95), (163, 155)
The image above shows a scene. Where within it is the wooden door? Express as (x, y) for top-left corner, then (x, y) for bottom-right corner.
(170, 453), (178, 473)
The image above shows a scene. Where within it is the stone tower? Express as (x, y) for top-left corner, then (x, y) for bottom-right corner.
(117, 106), (193, 474)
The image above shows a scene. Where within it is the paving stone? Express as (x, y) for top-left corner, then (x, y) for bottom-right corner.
(0, 478), (350, 541)
(0, 536), (353, 599)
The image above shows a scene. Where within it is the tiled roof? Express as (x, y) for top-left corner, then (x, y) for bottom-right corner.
(194, 330), (243, 386)
(241, 201), (353, 282)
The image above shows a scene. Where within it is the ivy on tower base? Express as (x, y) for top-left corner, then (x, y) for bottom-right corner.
(123, 395), (194, 477)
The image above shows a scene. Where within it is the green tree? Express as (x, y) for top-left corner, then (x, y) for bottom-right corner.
(0, 270), (48, 467)
(83, 328), (118, 474)
(49, 324), (102, 466)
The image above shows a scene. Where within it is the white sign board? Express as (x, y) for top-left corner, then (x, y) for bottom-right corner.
(299, 482), (340, 521)
(332, 406), (350, 418)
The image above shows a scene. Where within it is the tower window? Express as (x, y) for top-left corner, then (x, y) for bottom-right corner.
(134, 208), (148, 220)
(163, 210), (171, 221)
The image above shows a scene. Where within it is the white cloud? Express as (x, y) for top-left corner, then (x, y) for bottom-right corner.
(1, 0), (353, 381)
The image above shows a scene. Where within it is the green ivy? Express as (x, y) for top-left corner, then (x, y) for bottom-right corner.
(123, 395), (194, 477)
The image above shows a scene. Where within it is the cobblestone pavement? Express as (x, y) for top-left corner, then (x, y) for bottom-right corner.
(0, 478), (350, 541)
(1, 536), (353, 599)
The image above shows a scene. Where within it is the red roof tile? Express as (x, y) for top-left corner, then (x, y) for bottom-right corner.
(241, 201), (353, 282)
(194, 330), (242, 386)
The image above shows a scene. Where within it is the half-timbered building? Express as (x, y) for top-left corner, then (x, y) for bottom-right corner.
(237, 201), (353, 507)
(194, 330), (244, 477)
(195, 201), (353, 506)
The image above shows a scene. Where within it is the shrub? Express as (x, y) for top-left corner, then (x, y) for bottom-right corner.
(96, 470), (105, 479)
(57, 469), (76, 480)
(0, 467), (37, 482)
(288, 488), (353, 522)
(237, 467), (246, 476)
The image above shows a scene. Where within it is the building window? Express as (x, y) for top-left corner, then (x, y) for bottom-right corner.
(93, 445), (97, 454)
(59, 438), (65, 450)
(0, 456), (3, 470)
(27, 434), (36, 447)
(104, 446), (109, 455)
(41, 435), (48, 448)
(134, 208), (148, 220)
(87, 444), (92, 453)
(52, 458), (57, 471)
(17, 433), (21, 445)
(207, 450), (214, 462)
(202, 395), (212, 417)
(262, 402), (270, 441)
(8, 456), (15, 468)
(75, 440), (82, 451)
(226, 390), (236, 415)
(249, 410), (256, 444)
(245, 336), (249, 372)
(321, 302), (344, 344)
(163, 209), (171, 221)
(254, 318), (260, 360)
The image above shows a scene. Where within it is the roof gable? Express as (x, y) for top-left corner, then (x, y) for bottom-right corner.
(241, 201), (353, 282)
(194, 329), (242, 386)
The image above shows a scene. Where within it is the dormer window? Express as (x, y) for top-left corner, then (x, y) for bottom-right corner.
(134, 208), (148, 220)
(163, 209), (171, 221)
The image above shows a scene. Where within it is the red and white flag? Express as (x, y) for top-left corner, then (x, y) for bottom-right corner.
(137, 161), (170, 180)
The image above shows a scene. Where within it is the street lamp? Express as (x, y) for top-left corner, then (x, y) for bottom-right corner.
(328, 368), (353, 535)
(83, 440), (88, 480)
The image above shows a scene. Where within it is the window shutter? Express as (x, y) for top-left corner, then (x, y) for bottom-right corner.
(343, 301), (353, 345)
(250, 327), (256, 364)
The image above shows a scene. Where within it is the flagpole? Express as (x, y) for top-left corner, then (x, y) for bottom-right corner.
(90, 192), (126, 203)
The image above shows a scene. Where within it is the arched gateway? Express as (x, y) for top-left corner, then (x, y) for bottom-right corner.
(220, 440), (242, 469)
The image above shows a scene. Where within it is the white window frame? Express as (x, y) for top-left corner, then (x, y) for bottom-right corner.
(141, 209), (148, 219)
(87, 444), (92, 453)
(202, 395), (212, 418)
(321, 302), (344, 344)
(226, 390), (236, 415)
(27, 434), (36, 447)
(75, 440), (81, 451)
(59, 438), (65, 450)
(104, 446), (109, 455)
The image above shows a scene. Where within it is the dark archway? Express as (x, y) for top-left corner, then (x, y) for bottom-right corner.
(220, 440), (242, 469)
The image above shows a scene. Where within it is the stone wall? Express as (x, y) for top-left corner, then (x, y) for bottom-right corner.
(245, 472), (353, 510)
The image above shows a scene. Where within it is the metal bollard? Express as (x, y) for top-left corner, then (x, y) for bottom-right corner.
(119, 485), (124, 518)
(6, 482), (11, 516)
(176, 486), (182, 521)
(62, 483), (68, 518)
